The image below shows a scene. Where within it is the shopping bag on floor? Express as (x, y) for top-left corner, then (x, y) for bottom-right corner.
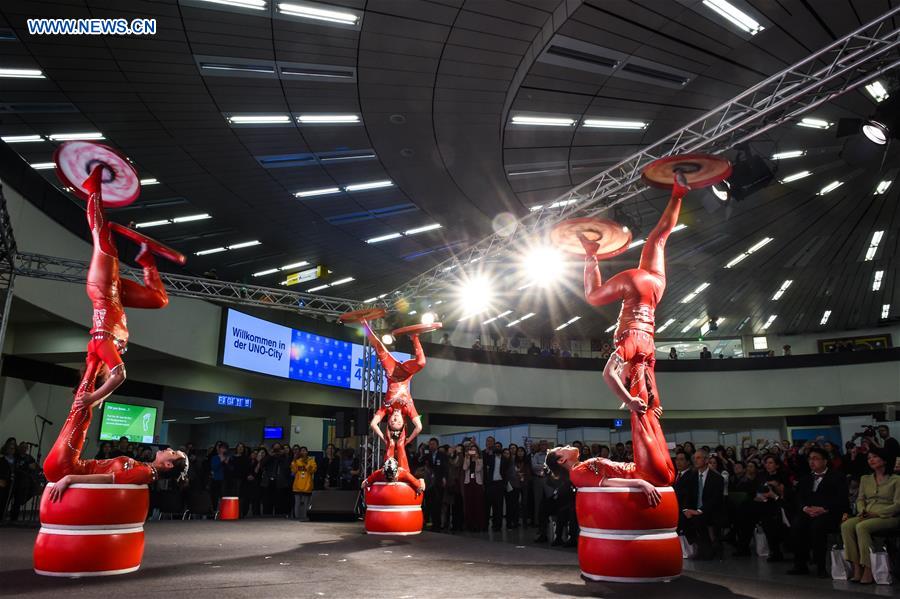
(753, 525), (769, 557)
(869, 547), (894, 585)
(830, 546), (851, 580)
(680, 534), (698, 559)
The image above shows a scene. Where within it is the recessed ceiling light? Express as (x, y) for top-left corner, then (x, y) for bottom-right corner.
(506, 312), (535, 327)
(140, 178), (159, 185)
(605, 324), (617, 333)
(817, 180), (843, 195)
(1, 134), (43, 143)
(296, 114), (360, 124)
(277, 2), (359, 25)
(554, 315), (581, 331)
(656, 318), (676, 334)
(281, 261), (309, 270)
(30, 162), (55, 170)
(582, 119), (648, 129)
(724, 237), (773, 268)
(865, 230), (884, 261)
(330, 276), (354, 286)
(680, 318), (699, 334)
(0, 68), (45, 79)
(628, 239), (646, 249)
(772, 279), (793, 300)
(780, 170), (811, 183)
(195, 0), (267, 9)
(865, 81), (889, 103)
(196, 247), (227, 256)
(172, 213), (211, 224)
(200, 62), (275, 74)
(771, 150), (805, 160)
(48, 132), (105, 141)
(134, 219), (170, 229)
(163, 419), (177, 423)
(404, 223), (442, 235)
(819, 310), (831, 325)
(194, 416), (211, 420)
(345, 180), (393, 192)
(672, 224), (687, 232)
(295, 186), (341, 198)
(227, 114), (291, 124)
(701, 0), (764, 35)
(680, 282), (710, 303)
(882, 304), (890, 319)
(306, 284), (329, 292)
(253, 268), (280, 277)
(366, 233), (402, 244)
(797, 117), (831, 129)
(228, 240), (261, 250)
(762, 314), (777, 329)
(363, 297), (378, 303)
(875, 180), (892, 195)
(511, 115), (575, 127)
(873, 270), (884, 291)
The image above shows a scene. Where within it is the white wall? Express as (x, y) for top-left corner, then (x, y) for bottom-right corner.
(290, 415), (325, 452)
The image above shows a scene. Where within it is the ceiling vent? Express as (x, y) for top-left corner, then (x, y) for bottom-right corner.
(538, 36), (695, 90)
(326, 203), (418, 225)
(0, 28), (16, 41)
(117, 197), (190, 212)
(255, 153), (317, 169)
(279, 62), (355, 82)
(196, 55), (356, 82)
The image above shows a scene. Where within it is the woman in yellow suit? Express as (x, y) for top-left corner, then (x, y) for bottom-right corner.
(291, 446), (317, 521)
(841, 447), (900, 584)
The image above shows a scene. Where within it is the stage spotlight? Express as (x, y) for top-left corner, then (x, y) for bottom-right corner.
(421, 311), (436, 326)
(459, 276), (494, 316)
(523, 246), (562, 287)
(862, 120), (888, 145)
(711, 181), (730, 201)
(381, 334), (394, 345)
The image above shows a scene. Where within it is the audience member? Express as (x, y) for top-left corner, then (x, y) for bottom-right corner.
(669, 347), (678, 360)
(677, 450), (725, 559)
(315, 443), (340, 490)
(290, 446), (316, 521)
(529, 440), (549, 527)
(484, 441), (507, 531)
(734, 455), (789, 560)
(424, 438), (447, 531)
(462, 442), (485, 532)
(442, 444), (464, 532)
(700, 347), (712, 359)
(875, 425), (899, 469)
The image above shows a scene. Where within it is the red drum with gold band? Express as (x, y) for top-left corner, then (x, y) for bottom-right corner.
(34, 483), (148, 577)
(218, 496), (240, 520)
(39, 482), (149, 529)
(364, 482), (424, 535)
(575, 486), (681, 583)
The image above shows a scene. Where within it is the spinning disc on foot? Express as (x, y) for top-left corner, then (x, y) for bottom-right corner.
(54, 141), (141, 207)
(110, 223), (186, 265)
(641, 153), (732, 190)
(339, 307), (387, 323)
(391, 322), (443, 337)
(550, 217), (633, 259)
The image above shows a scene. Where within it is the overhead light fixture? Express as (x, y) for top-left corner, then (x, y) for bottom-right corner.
(680, 282), (710, 303)
(771, 150), (805, 160)
(762, 314), (777, 329)
(711, 181), (730, 201)
(277, 2), (359, 25)
(136, 214), (211, 229)
(194, 0), (267, 9)
(29, 162), (55, 170)
(724, 237), (773, 268)
(252, 260), (310, 277)
(582, 119), (648, 129)
(554, 315), (581, 331)
(817, 180), (843, 195)
(882, 304), (891, 319)
(875, 180), (892, 195)
(330, 276), (354, 286)
(140, 178), (159, 185)
(653, 318), (675, 334)
(344, 180), (393, 192)
(307, 284), (329, 292)
(281, 261), (309, 270)
(366, 232), (402, 244)
(680, 318), (699, 334)
(701, 0), (764, 35)
(865, 81), (890, 103)
(862, 120), (889, 145)
(420, 312), (436, 326)
(195, 247), (227, 256)
(483, 310), (513, 325)
(0, 67), (45, 79)
(200, 62), (274, 74)
(404, 223), (442, 235)
(460, 276), (494, 317)
(605, 324), (617, 333)
(1, 134), (43, 143)
(253, 268), (279, 277)
(295, 186), (341, 198)
(48, 132), (105, 141)
(771, 279), (793, 300)
(506, 313), (535, 327)
(780, 170), (811, 183)
(381, 334), (394, 345)
(873, 270), (884, 291)
(511, 115), (575, 127)
(820, 310), (832, 325)
(523, 246), (563, 287)
(228, 240), (260, 249)
(194, 416), (211, 420)
(227, 114), (291, 124)
(797, 117), (832, 129)
(134, 219), (170, 229)
(363, 297), (378, 303)
(172, 213), (212, 224)
(865, 230), (884, 261)
(296, 114), (360, 124)
(163, 419), (177, 423)
(628, 238), (646, 249)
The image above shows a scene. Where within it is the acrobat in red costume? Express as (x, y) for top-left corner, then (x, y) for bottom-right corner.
(546, 445), (664, 500)
(361, 458), (426, 495)
(362, 320), (425, 471)
(579, 174), (691, 487)
(43, 165), (185, 495)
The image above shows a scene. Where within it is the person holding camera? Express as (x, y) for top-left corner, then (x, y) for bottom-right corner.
(484, 441), (509, 532)
(462, 442), (485, 532)
(733, 455), (790, 560)
(290, 446), (316, 521)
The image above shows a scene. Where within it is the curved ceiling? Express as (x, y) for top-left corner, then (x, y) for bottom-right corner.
(0, 0), (897, 341)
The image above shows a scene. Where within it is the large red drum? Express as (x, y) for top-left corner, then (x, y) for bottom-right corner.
(364, 482), (423, 535)
(33, 527), (145, 577)
(39, 483), (149, 529)
(578, 530), (682, 582)
(575, 486), (678, 531)
(219, 496), (240, 520)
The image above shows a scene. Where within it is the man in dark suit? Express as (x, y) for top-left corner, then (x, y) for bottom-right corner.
(787, 447), (849, 577)
(678, 449), (725, 559)
(424, 438), (447, 531)
(483, 441), (508, 531)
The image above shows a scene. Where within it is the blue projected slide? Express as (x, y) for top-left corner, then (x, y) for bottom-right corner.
(221, 308), (408, 392)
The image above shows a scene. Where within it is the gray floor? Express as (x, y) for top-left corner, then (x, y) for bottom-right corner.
(0, 519), (894, 598)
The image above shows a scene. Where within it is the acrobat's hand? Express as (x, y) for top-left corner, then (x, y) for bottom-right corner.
(361, 479), (370, 491)
(673, 171), (691, 197)
(626, 397), (648, 415)
(652, 406), (663, 420)
(49, 476), (72, 502)
(74, 390), (93, 410)
(416, 480), (426, 496)
(638, 480), (661, 507)
(576, 232), (600, 257)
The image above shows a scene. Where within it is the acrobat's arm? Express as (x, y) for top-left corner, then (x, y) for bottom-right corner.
(49, 473), (114, 502)
(406, 416), (423, 446)
(602, 353), (645, 414)
(398, 469), (426, 495)
(603, 477), (661, 506)
(369, 408), (387, 444)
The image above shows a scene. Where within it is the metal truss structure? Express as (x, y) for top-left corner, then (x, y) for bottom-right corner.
(357, 337), (384, 478)
(0, 186), (17, 369)
(12, 251), (362, 318)
(385, 5), (900, 306)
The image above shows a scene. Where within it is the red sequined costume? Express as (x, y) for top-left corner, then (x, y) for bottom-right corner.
(582, 180), (690, 486)
(364, 322), (425, 471)
(363, 467), (422, 492)
(43, 165), (168, 484)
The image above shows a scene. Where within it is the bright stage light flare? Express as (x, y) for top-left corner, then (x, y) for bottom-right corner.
(381, 334), (394, 345)
(459, 276), (494, 316)
(421, 312), (436, 326)
(524, 246), (563, 287)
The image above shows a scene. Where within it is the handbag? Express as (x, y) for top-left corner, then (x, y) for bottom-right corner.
(753, 525), (770, 557)
(679, 534), (698, 559)
(830, 546), (851, 581)
(869, 546), (894, 585)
